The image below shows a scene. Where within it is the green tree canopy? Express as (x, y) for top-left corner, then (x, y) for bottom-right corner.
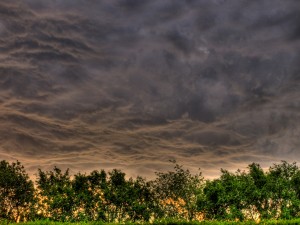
(151, 161), (204, 220)
(0, 160), (35, 222)
(36, 167), (74, 221)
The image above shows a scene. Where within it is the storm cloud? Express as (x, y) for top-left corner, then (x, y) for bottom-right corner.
(0, 0), (300, 178)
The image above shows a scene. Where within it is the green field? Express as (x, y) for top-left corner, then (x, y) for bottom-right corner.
(2, 220), (300, 225)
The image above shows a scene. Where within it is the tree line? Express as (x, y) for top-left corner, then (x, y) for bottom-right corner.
(1, 160), (300, 223)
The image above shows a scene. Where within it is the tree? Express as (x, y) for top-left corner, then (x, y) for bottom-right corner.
(99, 169), (154, 222)
(151, 161), (203, 220)
(123, 176), (154, 222)
(200, 161), (300, 221)
(266, 161), (300, 219)
(72, 170), (107, 221)
(246, 163), (269, 219)
(201, 164), (269, 221)
(199, 178), (227, 220)
(0, 160), (35, 222)
(36, 167), (75, 221)
(102, 169), (127, 222)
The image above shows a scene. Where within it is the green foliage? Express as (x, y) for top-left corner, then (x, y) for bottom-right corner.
(151, 161), (204, 220)
(36, 167), (75, 221)
(0, 160), (35, 222)
(103, 169), (153, 222)
(6, 218), (300, 225)
(36, 167), (155, 223)
(199, 169), (256, 220)
(4, 159), (300, 223)
(72, 172), (103, 221)
(266, 161), (300, 219)
(199, 161), (300, 221)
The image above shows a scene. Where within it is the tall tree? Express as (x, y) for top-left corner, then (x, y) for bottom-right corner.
(72, 170), (107, 221)
(246, 163), (269, 220)
(151, 162), (203, 220)
(36, 167), (74, 221)
(200, 166), (265, 221)
(0, 160), (35, 222)
(266, 161), (300, 219)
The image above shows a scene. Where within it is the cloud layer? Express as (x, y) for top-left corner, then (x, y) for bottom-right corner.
(0, 0), (300, 178)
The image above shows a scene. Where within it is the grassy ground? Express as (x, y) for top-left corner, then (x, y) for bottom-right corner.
(2, 219), (300, 225)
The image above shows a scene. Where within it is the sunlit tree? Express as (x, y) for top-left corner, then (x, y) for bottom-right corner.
(0, 160), (35, 222)
(151, 161), (204, 220)
(36, 167), (75, 221)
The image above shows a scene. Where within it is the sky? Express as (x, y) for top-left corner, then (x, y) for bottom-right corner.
(0, 0), (300, 179)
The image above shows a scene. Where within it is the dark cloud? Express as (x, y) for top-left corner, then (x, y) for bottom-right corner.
(0, 0), (300, 178)
(165, 30), (194, 54)
(117, 0), (151, 12)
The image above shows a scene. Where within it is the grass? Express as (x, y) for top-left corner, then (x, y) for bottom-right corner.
(1, 219), (300, 225)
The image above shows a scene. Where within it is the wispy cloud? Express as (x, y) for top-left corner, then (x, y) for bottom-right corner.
(0, 0), (299, 178)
